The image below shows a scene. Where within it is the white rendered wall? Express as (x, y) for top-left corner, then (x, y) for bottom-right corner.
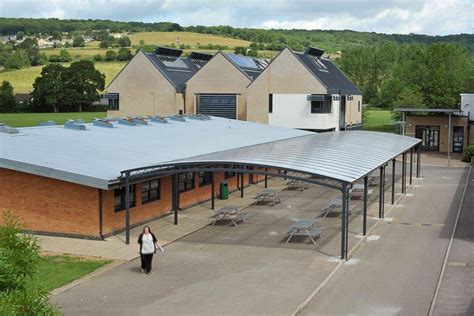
(269, 94), (339, 130)
(461, 94), (474, 121)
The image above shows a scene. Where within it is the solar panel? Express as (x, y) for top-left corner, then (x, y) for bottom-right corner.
(154, 46), (183, 57)
(227, 54), (258, 69)
(188, 52), (213, 61)
(305, 47), (325, 57)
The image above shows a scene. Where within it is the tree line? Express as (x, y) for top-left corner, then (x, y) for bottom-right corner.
(337, 43), (474, 109)
(1, 18), (472, 53)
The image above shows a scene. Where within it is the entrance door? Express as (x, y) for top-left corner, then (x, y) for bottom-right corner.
(196, 94), (237, 119)
(339, 96), (346, 129)
(415, 126), (440, 151)
(453, 127), (464, 153)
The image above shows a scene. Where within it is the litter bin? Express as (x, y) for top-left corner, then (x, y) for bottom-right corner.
(220, 182), (229, 199)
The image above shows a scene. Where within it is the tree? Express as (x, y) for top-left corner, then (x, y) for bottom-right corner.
(105, 50), (117, 61)
(51, 30), (62, 40)
(139, 39), (145, 46)
(117, 36), (131, 47)
(16, 31), (25, 40)
(16, 37), (40, 65)
(4, 49), (30, 69)
(72, 35), (85, 47)
(0, 211), (58, 314)
(116, 47), (132, 61)
(59, 49), (72, 62)
(99, 39), (109, 49)
(64, 60), (105, 111)
(0, 81), (17, 113)
(32, 63), (67, 112)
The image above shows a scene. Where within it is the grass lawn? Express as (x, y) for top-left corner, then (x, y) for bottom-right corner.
(363, 109), (395, 133)
(0, 112), (106, 127)
(0, 62), (126, 93)
(36, 255), (111, 291)
(129, 31), (251, 48)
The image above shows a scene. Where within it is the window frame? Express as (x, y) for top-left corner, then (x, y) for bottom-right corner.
(268, 93), (273, 113)
(108, 97), (119, 111)
(310, 96), (332, 114)
(141, 179), (161, 204)
(114, 184), (136, 212)
(199, 171), (213, 187)
(178, 172), (195, 193)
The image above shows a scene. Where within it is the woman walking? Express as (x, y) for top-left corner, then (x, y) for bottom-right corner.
(137, 226), (163, 274)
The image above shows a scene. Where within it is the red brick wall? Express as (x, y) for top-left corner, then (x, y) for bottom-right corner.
(0, 168), (254, 238)
(0, 168), (100, 237)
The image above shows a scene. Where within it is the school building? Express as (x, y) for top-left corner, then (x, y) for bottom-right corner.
(105, 46), (362, 132)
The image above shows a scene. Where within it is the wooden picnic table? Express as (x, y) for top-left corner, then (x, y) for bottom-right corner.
(285, 219), (323, 245)
(211, 205), (246, 227)
(254, 189), (281, 206)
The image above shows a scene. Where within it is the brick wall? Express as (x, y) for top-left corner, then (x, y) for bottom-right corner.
(0, 168), (251, 238)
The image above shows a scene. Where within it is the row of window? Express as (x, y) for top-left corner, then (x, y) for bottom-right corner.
(114, 171), (237, 212)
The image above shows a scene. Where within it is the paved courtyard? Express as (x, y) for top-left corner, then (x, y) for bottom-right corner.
(51, 155), (471, 315)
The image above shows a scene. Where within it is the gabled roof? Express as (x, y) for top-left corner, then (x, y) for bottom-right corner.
(143, 47), (214, 93)
(221, 52), (270, 81)
(292, 49), (362, 95)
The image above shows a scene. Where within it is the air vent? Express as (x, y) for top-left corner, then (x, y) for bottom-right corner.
(129, 117), (148, 125)
(149, 116), (168, 124)
(168, 115), (186, 122)
(37, 120), (56, 126)
(93, 119), (114, 128)
(118, 118), (138, 126)
(0, 124), (19, 134)
(65, 120), (86, 130)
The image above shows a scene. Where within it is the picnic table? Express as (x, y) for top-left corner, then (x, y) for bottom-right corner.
(211, 205), (246, 227)
(321, 198), (355, 217)
(349, 184), (373, 199)
(285, 219), (323, 245)
(254, 189), (281, 206)
(286, 180), (309, 191)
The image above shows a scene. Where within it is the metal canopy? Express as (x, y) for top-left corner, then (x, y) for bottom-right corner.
(126, 131), (421, 184)
(393, 108), (462, 113)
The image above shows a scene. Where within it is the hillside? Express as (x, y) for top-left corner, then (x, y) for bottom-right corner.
(1, 18), (472, 53)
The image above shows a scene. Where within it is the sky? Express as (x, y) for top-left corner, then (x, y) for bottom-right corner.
(1, 0), (473, 36)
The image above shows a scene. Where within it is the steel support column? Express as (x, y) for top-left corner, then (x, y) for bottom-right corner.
(240, 167), (244, 198)
(381, 165), (386, 218)
(172, 174), (178, 225)
(416, 144), (421, 178)
(391, 159), (396, 205)
(448, 112), (452, 166)
(211, 172), (215, 210)
(341, 184), (348, 260)
(264, 168), (268, 188)
(378, 167), (383, 218)
(409, 148), (413, 185)
(345, 188), (350, 259)
(363, 176), (368, 236)
(402, 152), (406, 194)
(125, 172), (130, 245)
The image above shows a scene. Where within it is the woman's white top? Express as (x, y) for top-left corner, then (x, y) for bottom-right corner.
(141, 233), (155, 254)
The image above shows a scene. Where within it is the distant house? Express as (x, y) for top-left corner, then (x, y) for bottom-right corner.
(185, 52), (268, 120)
(37, 38), (54, 48)
(106, 47), (210, 117)
(15, 93), (33, 105)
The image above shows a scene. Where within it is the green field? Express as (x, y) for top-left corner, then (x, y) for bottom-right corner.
(0, 112), (106, 127)
(36, 255), (111, 291)
(129, 31), (251, 48)
(0, 62), (126, 93)
(363, 109), (395, 133)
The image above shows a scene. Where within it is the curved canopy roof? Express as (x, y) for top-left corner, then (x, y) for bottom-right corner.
(169, 131), (420, 184)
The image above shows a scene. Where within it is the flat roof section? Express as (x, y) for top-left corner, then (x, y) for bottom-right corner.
(393, 108), (463, 113)
(0, 117), (310, 189)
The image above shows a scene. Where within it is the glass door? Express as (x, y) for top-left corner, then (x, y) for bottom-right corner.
(415, 126), (440, 151)
(453, 127), (464, 153)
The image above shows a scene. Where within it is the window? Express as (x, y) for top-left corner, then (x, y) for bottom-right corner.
(269, 94), (273, 113)
(224, 165), (236, 179)
(311, 96), (332, 113)
(114, 185), (135, 212)
(108, 98), (119, 111)
(199, 172), (212, 187)
(358, 101), (361, 112)
(178, 172), (195, 192)
(141, 179), (160, 204)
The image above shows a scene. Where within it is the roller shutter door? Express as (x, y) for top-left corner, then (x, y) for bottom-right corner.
(196, 94), (236, 119)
